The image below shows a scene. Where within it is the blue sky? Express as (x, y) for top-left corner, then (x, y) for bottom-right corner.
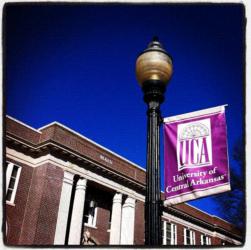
(5, 3), (245, 221)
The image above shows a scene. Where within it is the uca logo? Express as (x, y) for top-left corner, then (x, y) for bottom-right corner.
(177, 119), (212, 171)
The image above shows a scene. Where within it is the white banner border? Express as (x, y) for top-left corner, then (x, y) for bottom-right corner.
(163, 104), (228, 124)
(164, 183), (231, 207)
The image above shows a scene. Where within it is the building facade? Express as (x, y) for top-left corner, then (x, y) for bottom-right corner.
(4, 116), (243, 246)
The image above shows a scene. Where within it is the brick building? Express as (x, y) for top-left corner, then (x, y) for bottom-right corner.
(4, 116), (243, 246)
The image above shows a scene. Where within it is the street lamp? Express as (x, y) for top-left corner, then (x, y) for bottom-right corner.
(136, 37), (173, 246)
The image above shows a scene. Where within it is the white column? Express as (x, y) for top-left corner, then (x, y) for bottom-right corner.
(120, 197), (136, 245)
(54, 171), (74, 245)
(109, 193), (122, 244)
(163, 221), (167, 245)
(68, 178), (87, 245)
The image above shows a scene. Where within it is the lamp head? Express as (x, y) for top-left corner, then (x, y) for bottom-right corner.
(136, 37), (173, 87)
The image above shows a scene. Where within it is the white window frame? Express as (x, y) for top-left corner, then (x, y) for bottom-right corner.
(201, 234), (212, 245)
(6, 162), (22, 204)
(84, 200), (98, 228)
(107, 206), (112, 232)
(184, 228), (196, 245)
(191, 230), (196, 245)
(162, 221), (177, 245)
(207, 236), (212, 245)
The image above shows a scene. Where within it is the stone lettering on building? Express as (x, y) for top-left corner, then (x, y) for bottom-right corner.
(100, 154), (113, 165)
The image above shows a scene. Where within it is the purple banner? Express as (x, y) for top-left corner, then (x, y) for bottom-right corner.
(163, 105), (230, 206)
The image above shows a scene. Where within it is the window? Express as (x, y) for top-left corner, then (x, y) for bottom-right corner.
(6, 162), (22, 204)
(83, 200), (97, 227)
(108, 207), (112, 230)
(184, 228), (196, 245)
(201, 234), (211, 245)
(162, 221), (177, 245)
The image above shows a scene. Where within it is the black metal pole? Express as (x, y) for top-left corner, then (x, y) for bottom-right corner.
(143, 80), (166, 246)
(136, 37), (172, 246)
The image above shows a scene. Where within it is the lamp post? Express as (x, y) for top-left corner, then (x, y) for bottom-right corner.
(135, 37), (173, 246)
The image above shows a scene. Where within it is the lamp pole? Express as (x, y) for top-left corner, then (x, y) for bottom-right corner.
(135, 37), (173, 246)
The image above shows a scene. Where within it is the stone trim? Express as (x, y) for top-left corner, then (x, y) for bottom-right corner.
(120, 197), (136, 245)
(6, 135), (146, 188)
(7, 147), (145, 202)
(68, 178), (87, 245)
(109, 193), (122, 245)
(54, 171), (74, 245)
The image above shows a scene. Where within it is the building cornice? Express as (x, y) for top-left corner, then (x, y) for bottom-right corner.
(6, 135), (146, 194)
(6, 115), (42, 134)
(39, 121), (146, 172)
(6, 116), (146, 189)
(6, 147), (145, 202)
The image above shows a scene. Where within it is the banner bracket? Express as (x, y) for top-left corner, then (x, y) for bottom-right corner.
(158, 116), (163, 125)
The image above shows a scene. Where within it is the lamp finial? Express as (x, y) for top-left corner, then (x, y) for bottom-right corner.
(152, 36), (159, 42)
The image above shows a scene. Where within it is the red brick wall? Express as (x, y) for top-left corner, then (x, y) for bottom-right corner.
(212, 236), (222, 245)
(175, 221), (184, 245)
(194, 228), (202, 245)
(6, 118), (40, 144)
(17, 163), (63, 245)
(85, 205), (110, 245)
(134, 200), (145, 245)
(33, 163), (64, 244)
(212, 216), (241, 235)
(39, 125), (55, 142)
(82, 185), (112, 245)
(5, 159), (33, 245)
